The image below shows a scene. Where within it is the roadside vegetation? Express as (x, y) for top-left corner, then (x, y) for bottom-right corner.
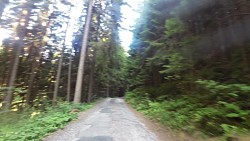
(126, 0), (250, 140)
(0, 102), (93, 141)
(125, 82), (250, 140)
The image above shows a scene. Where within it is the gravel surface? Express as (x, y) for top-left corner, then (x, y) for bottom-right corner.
(44, 98), (159, 141)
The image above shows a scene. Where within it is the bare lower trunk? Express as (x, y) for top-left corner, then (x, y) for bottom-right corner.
(87, 71), (94, 103)
(0, 46), (9, 86)
(106, 86), (110, 97)
(87, 61), (94, 103)
(67, 52), (72, 102)
(3, 42), (22, 110)
(74, 0), (94, 103)
(26, 59), (38, 105)
(241, 16), (250, 73)
(242, 44), (249, 73)
(52, 47), (64, 106)
(53, 6), (72, 105)
(87, 48), (96, 103)
(218, 25), (226, 54)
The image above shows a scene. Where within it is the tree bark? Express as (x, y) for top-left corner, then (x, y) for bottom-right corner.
(240, 1), (250, 73)
(3, 5), (32, 110)
(66, 51), (72, 102)
(26, 58), (37, 105)
(106, 86), (110, 97)
(0, 45), (10, 86)
(53, 6), (72, 105)
(87, 49), (96, 103)
(3, 42), (22, 110)
(52, 48), (64, 105)
(73, 0), (94, 103)
(26, 24), (46, 105)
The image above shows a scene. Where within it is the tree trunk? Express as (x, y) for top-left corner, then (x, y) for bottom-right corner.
(240, 6), (250, 73)
(242, 46), (249, 72)
(106, 86), (110, 97)
(26, 23), (46, 105)
(74, 0), (94, 103)
(53, 6), (72, 105)
(26, 58), (37, 105)
(87, 49), (96, 103)
(3, 42), (22, 110)
(3, 5), (32, 110)
(87, 64), (94, 103)
(0, 45), (10, 86)
(66, 51), (72, 102)
(52, 49), (64, 105)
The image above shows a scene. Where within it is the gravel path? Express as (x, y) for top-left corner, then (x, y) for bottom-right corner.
(44, 98), (159, 141)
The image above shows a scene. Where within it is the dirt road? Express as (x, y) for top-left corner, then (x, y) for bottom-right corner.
(44, 98), (159, 141)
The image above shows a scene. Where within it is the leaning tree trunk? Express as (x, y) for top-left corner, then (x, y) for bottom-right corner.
(3, 7), (30, 110)
(74, 0), (94, 103)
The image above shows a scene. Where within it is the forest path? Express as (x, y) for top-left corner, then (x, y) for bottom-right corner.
(44, 98), (159, 141)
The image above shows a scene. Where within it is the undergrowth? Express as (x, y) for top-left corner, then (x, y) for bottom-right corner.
(125, 80), (250, 140)
(0, 102), (93, 141)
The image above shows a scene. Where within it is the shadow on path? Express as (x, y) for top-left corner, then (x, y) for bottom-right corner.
(77, 136), (113, 141)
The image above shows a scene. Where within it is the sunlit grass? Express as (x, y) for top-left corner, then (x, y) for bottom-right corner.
(0, 102), (93, 141)
(31, 111), (41, 118)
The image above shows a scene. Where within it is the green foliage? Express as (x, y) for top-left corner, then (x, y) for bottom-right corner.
(125, 90), (150, 112)
(125, 84), (250, 138)
(0, 87), (26, 94)
(0, 87), (27, 109)
(195, 80), (250, 106)
(220, 124), (247, 140)
(159, 53), (186, 77)
(127, 0), (250, 139)
(165, 17), (184, 37)
(0, 102), (93, 141)
(125, 90), (194, 130)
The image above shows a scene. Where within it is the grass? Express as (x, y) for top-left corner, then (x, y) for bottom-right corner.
(0, 102), (93, 141)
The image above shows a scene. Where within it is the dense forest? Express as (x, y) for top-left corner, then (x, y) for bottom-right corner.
(0, 0), (126, 109)
(0, 0), (126, 140)
(126, 0), (250, 140)
(0, 0), (250, 140)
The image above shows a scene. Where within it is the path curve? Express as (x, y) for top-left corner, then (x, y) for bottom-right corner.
(44, 98), (159, 141)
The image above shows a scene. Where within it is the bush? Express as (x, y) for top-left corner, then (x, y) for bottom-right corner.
(194, 80), (250, 136)
(125, 81), (250, 138)
(125, 90), (195, 131)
